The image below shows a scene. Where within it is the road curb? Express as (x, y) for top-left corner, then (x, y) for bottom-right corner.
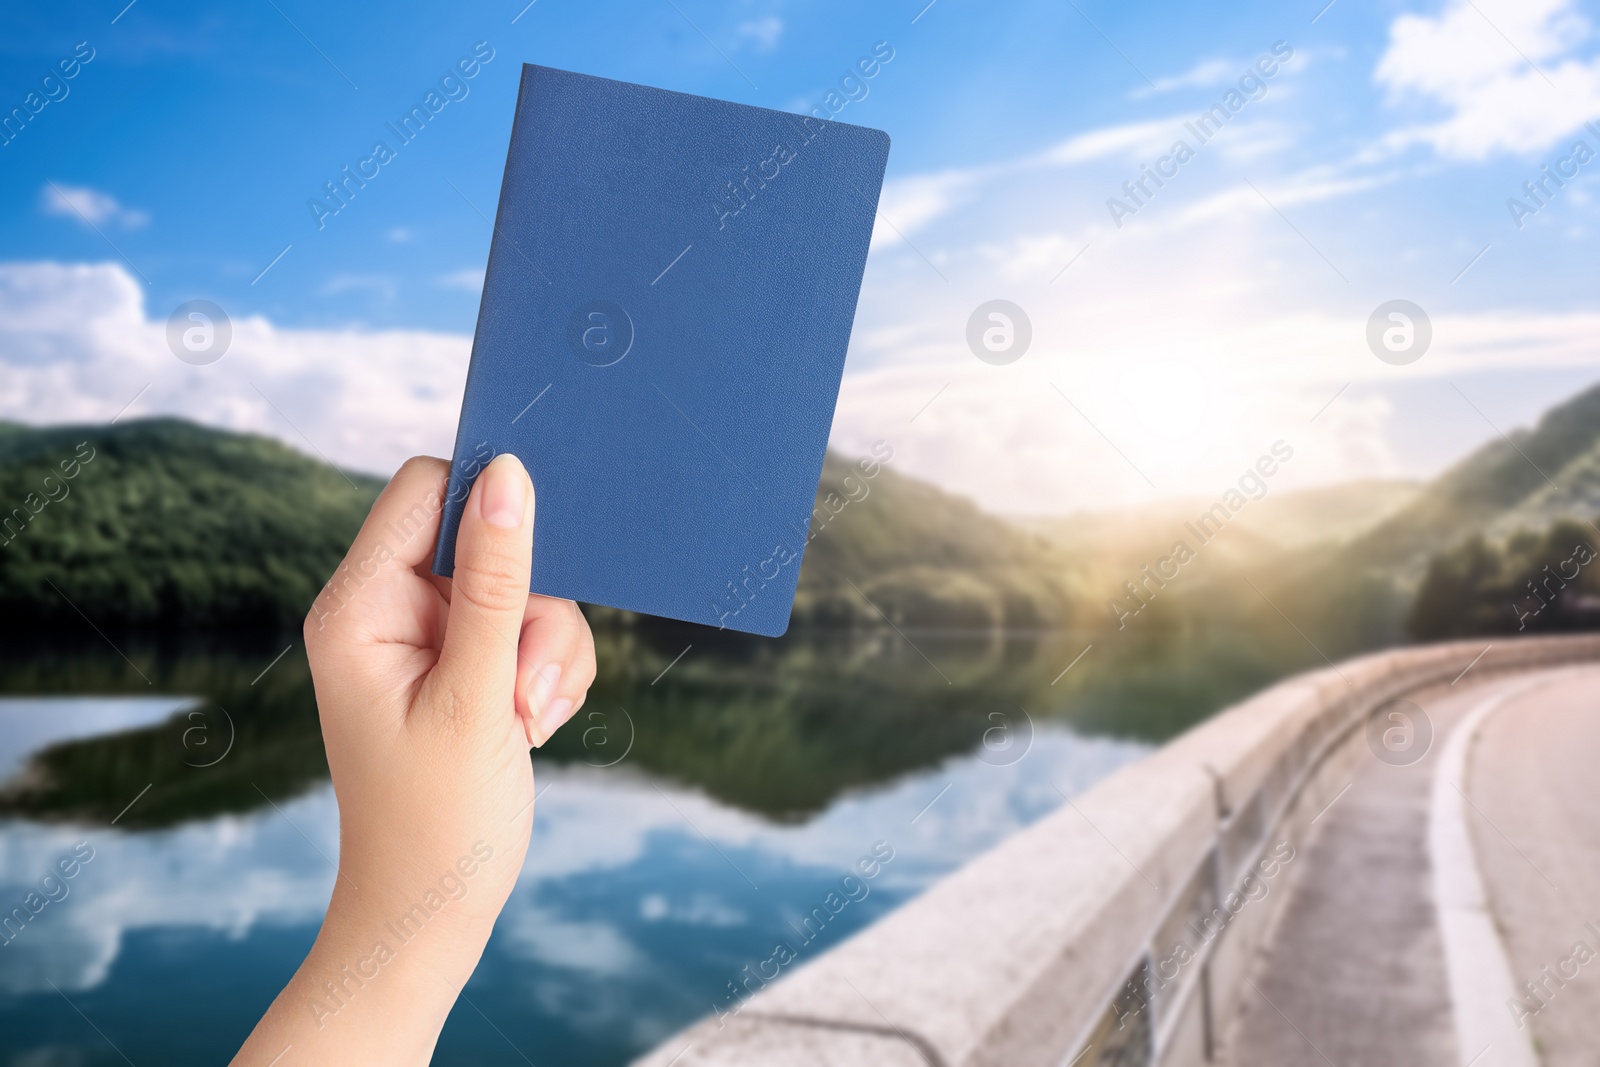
(1429, 672), (1565, 1067)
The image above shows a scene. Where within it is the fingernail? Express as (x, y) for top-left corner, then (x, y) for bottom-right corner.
(537, 697), (576, 741)
(479, 454), (527, 529)
(531, 663), (562, 710)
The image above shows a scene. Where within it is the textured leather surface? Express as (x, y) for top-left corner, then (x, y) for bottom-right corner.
(434, 64), (890, 637)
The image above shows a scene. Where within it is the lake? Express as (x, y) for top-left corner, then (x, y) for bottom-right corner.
(0, 622), (1322, 1065)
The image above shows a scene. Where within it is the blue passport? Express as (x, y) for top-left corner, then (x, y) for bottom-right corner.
(434, 64), (891, 637)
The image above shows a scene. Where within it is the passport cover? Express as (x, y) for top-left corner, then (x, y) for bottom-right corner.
(434, 64), (891, 637)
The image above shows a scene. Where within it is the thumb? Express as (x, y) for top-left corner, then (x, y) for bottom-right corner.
(434, 453), (535, 717)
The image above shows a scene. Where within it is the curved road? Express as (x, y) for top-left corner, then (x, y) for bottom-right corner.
(1223, 667), (1600, 1067)
(1468, 668), (1600, 1067)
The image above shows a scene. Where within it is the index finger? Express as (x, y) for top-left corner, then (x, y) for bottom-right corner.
(307, 456), (450, 637)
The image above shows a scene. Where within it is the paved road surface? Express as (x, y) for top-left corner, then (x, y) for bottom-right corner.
(1223, 669), (1598, 1066)
(1468, 668), (1600, 1067)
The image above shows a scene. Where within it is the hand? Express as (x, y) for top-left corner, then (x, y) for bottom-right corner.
(232, 454), (596, 1066)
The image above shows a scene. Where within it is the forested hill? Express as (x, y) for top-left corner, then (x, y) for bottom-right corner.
(792, 450), (1080, 628)
(1347, 381), (1600, 569)
(9, 386), (1600, 642)
(0, 419), (383, 631)
(0, 420), (1077, 633)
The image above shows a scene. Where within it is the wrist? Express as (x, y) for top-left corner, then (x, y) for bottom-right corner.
(270, 847), (511, 1053)
(299, 914), (478, 1028)
(318, 852), (505, 990)
(262, 893), (492, 1064)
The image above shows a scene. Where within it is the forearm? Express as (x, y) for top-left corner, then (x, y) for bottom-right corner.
(231, 883), (495, 1065)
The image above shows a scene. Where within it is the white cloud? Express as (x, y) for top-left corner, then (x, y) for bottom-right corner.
(318, 273), (398, 300)
(437, 267), (486, 292)
(39, 184), (149, 229)
(4, 251), (1597, 518)
(1172, 170), (1398, 228)
(871, 112), (1186, 251)
(1376, 0), (1600, 159)
(0, 789), (343, 994)
(1044, 118), (1183, 165)
(0, 261), (465, 478)
(830, 23), (1600, 511)
(498, 904), (648, 975)
(831, 359), (1365, 516)
(836, 179), (1600, 514)
(872, 170), (985, 249)
(869, 118), (1181, 249)
(638, 892), (745, 926)
(975, 231), (1092, 283)
(1131, 58), (1237, 99)
(735, 16), (783, 51)
(869, 106), (1300, 250)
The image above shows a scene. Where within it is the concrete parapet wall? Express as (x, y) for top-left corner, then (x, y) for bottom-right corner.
(633, 636), (1600, 1067)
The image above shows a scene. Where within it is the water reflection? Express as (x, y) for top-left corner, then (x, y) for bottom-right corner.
(0, 623), (1315, 1064)
(0, 698), (196, 782)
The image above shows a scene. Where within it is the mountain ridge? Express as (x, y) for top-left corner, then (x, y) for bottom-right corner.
(5, 378), (1600, 640)
(1348, 381), (1600, 570)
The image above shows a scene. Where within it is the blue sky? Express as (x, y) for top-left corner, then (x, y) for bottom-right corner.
(3, 0), (1600, 512)
(6, 0), (1146, 331)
